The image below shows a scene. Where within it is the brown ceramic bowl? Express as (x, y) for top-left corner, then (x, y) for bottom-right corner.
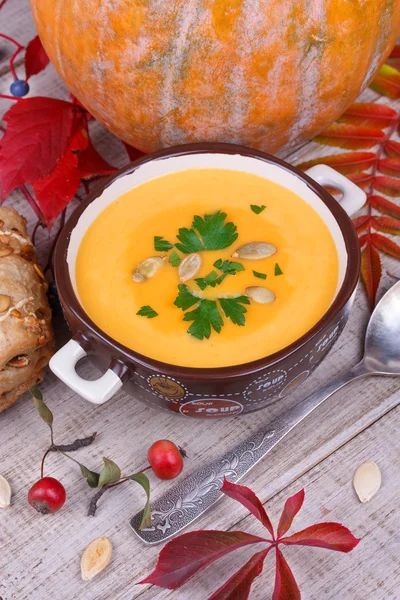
(50, 143), (365, 418)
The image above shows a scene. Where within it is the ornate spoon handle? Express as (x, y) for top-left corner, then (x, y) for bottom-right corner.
(131, 362), (368, 544)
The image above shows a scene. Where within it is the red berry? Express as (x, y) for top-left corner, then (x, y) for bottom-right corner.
(147, 440), (184, 480)
(28, 477), (66, 514)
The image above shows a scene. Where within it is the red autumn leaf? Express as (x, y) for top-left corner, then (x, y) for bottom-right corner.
(0, 97), (75, 197)
(281, 522), (360, 553)
(24, 35), (50, 80)
(369, 194), (400, 218)
(78, 141), (118, 179)
(385, 139), (400, 159)
(69, 122), (89, 153)
(338, 102), (398, 128)
(221, 478), (274, 537)
(357, 233), (368, 248)
(123, 142), (146, 163)
(314, 123), (385, 150)
(353, 215), (370, 233)
(371, 232), (400, 258)
(378, 157), (400, 177)
(370, 65), (400, 99)
(272, 549), (300, 600)
(371, 216), (400, 235)
(389, 45), (400, 59)
(361, 243), (382, 310)
(347, 172), (374, 190)
(32, 150), (81, 228)
(374, 175), (400, 197)
(297, 152), (376, 175)
(138, 530), (266, 590)
(277, 490), (305, 539)
(208, 547), (271, 600)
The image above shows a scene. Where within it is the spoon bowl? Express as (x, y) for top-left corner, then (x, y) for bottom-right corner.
(364, 281), (400, 375)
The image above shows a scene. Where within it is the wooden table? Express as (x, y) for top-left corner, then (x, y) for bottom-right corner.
(1, 3), (400, 599)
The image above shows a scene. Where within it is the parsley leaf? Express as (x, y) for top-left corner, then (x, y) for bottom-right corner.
(168, 250), (181, 267)
(195, 259), (245, 290)
(154, 236), (173, 252)
(175, 211), (238, 254)
(195, 271), (219, 291)
(137, 305), (158, 318)
(253, 270), (267, 280)
(174, 284), (200, 310)
(183, 299), (224, 340)
(219, 296), (250, 326)
(250, 204), (266, 214)
(275, 263), (284, 276)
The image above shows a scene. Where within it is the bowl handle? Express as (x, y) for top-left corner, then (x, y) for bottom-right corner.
(49, 339), (123, 404)
(305, 164), (366, 216)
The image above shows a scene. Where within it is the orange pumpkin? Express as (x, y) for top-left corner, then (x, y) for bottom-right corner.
(30, 1), (400, 154)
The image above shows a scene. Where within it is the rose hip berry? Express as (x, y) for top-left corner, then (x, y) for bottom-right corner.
(28, 477), (66, 514)
(147, 440), (184, 480)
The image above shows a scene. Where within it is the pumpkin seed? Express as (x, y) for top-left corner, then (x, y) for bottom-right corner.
(0, 294), (11, 313)
(179, 253), (202, 282)
(353, 460), (381, 503)
(0, 475), (11, 509)
(7, 355), (30, 368)
(33, 263), (46, 281)
(246, 286), (276, 304)
(10, 309), (21, 318)
(232, 242), (277, 260)
(81, 537), (112, 581)
(132, 256), (165, 282)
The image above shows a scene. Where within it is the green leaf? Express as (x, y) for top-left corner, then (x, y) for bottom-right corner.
(219, 296), (250, 326)
(195, 270), (219, 290)
(275, 263), (284, 276)
(80, 464), (100, 488)
(174, 284), (200, 310)
(184, 299), (224, 340)
(168, 249), (181, 267)
(137, 305), (158, 318)
(129, 473), (151, 530)
(213, 259), (245, 274)
(30, 388), (53, 426)
(250, 204), (266, 214)
(195, 259), (245, 290)
(154, 236), (173, 252)
(253, 270), (267, 280)
(175, 211), (238, 254)
(98, 457), (121, 487)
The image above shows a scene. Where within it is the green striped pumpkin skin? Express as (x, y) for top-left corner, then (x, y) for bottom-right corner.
(31, 0), (400, 153)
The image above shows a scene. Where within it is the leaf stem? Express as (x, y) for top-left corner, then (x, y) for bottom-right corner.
(0, 94), (19, 101)
(88, 487), (107, 517)
(19, 185), (43, 220)
(40, 447), (52, 479)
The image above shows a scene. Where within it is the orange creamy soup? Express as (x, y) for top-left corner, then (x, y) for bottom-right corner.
(76, 169), (339, 368)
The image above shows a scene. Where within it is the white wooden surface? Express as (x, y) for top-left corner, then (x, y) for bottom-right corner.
(0, 4), (399, 599)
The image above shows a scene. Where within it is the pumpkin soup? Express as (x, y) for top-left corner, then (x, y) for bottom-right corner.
(76, 169), (339, 368)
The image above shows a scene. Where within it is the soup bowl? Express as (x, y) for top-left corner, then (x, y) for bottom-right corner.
(50, 143), (365, 418)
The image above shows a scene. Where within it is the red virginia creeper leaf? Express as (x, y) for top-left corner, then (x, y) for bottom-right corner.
(357, 233), (368, 247)
(371, 216), (400, 235)
(369, 64), (400, 99)
(281, 522), (360, 553)
(277, 490), (305, 539)
(69, 122), (89, 153)
(32, 150), (81, 228)
(208, 547), (271, 600)
(347, 172), (374, 190)
(371, 232), (400, 258)
(123, 142), (145, 163)
(297, 152), (376, 175)
(221, 478), (274, 537)
(353, 215), (370, 233)
(361, 243), (382, 310)
(314, 123), (385, 150)
(378, 157), (400, 177)
(374, 175), (400, 197)
(24, 35), (50, 80)
(78, 141), (118, 179)
(338, 102), (398, 128)
(272, 549), (300, 600)
(369, 194), (400, 218)
(0, 97), (75, 197)
(385, 140), (400, 159)
(138, 530), (266, 589)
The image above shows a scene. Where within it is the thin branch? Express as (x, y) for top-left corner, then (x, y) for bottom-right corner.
(19, 185), (42, 220)
(88, 487), (107, 517)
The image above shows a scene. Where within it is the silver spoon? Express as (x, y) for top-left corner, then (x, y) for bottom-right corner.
(131, 281), (400, 544)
